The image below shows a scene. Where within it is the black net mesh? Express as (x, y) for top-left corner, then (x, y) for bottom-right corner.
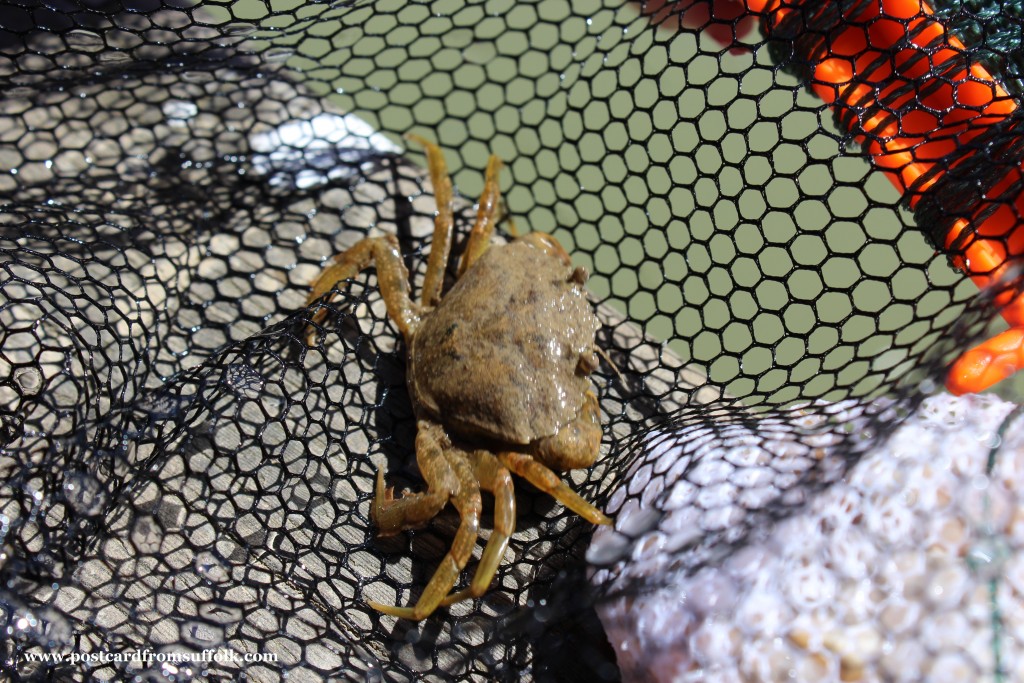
(0, 0), (1022, 680)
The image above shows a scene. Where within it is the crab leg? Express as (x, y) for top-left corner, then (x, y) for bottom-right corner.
(440, 449), (515, 606)
(371, 421), (454, 536)
(407, 134), (455, 308)
(497, 452), (611, 526)
(457, 153), (503, 277)
(304, 234), (420, 343)
(369, 426), (483, 620)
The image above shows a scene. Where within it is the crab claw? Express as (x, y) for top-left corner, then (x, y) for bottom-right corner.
(946, 327), (1024, 395)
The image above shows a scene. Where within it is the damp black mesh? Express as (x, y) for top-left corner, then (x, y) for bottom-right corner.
(0, 0), (1021, 680)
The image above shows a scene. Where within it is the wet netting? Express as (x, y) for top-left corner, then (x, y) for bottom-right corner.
(2, 0), (1024, 680)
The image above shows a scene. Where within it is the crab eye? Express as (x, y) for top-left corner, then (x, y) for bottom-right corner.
(576, 351), (599, 376)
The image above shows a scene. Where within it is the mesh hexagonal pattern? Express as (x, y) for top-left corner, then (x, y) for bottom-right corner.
(0, 0), (1020, 681)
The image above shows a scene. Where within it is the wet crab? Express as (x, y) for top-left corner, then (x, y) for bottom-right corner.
(305, 136), (611, 620)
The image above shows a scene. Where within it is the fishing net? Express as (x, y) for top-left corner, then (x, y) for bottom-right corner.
(1, 0), (1022, 680)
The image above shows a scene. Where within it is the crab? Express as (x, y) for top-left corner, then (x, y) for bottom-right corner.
(304, 136), (611, 620)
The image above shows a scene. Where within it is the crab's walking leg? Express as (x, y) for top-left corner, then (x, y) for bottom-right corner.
(519, 231), (573, 267)
(457, 154), (503, 277)
(371, 421), (454, 536)
(407, 134), (455, 308)
(370, 425), (483, 620)
(495, 454), (606, 528)
(304, 234), (419, 344)
(498, 452), (611, 526)
(441, 450), (516, 606)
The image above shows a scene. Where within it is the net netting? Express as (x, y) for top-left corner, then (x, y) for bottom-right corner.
(0, 0), (1021, 680)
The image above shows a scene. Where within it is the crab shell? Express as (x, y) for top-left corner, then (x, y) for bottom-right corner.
(407, 239), (600, 446)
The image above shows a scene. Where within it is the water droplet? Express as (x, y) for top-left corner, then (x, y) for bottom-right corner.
(224, 22), (257, 36)
(194, 552), (230, 584)
(452, 620), (485, 646)
(65, 30), (103, 50)
(162, 99), (199, 122)
(265, 46), (294, 62)
(967, 534), (1010, 580)
(63, 471), (107, 516)
(198, 602), (243, 625)
(223, 363), (264, 399)
(5, 605), (71, 648)
(182, 70), (214, 84)
(180, 619), (225, 648)
(14, 367), (41, 394)
(97, 51), (130, 63)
